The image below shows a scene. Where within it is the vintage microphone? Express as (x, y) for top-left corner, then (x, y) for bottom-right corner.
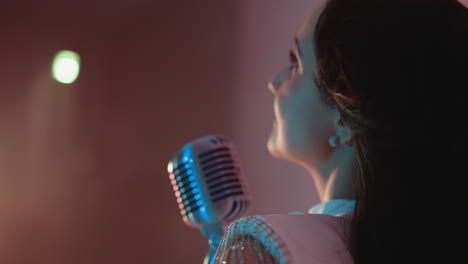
(167, 135), (251, 264)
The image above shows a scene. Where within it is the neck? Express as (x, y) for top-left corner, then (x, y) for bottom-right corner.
(302, 145), (356, 203)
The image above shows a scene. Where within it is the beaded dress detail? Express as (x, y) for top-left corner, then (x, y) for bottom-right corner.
(214, 216), (292, 264)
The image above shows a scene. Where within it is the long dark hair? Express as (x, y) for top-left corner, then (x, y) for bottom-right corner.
(313, 0), (468, 263)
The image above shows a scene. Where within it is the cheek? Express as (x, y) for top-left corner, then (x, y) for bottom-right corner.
(290, 109), (332, 159)
(277, 90), (334, 161)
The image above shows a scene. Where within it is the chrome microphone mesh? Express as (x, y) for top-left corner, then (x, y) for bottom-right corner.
(168, 135), (250, 229)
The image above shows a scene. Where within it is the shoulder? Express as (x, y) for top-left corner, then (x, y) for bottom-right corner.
(215, 214), (353, 264)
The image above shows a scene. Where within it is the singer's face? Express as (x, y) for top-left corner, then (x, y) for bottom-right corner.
(267, 3), (337, 165)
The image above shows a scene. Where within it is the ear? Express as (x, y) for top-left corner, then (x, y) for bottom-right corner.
(334, 112), (354, 147)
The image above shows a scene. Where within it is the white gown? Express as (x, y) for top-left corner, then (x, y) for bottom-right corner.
(214, 200), (355, 264)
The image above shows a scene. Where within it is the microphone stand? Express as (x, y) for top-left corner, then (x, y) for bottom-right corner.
(200, 222), (224, 264)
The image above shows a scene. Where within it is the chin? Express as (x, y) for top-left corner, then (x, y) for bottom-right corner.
(268, 125), (298, 161)
(267, 135), (281, 159)
(269, 140), (311, 170)
(267, 143), (282, 159)
(267, 135), (290, 160)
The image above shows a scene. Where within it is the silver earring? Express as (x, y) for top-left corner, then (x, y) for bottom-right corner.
(328, 136), (340, 148)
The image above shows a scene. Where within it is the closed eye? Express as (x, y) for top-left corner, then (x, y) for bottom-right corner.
(289, 50), (298, 65)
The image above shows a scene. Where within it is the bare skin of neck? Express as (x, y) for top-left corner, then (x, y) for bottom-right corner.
(300, 145), (356, 203)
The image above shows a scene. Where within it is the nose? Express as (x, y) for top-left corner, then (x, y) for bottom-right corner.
(268, 68), (288, 94)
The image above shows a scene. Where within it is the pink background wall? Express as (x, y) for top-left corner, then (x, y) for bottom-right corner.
(0, 0), (327, 263)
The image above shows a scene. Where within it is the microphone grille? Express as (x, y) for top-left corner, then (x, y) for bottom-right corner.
(169, 160), (202, 217)
(168, 135), (250, 227)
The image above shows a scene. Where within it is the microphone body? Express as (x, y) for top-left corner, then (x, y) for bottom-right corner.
(167, 135), (250, 263)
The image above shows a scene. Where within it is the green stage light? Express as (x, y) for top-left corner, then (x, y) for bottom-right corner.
(52, 50), (81, 84)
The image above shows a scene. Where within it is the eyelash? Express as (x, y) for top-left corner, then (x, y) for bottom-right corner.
(289, 50), (299, 69)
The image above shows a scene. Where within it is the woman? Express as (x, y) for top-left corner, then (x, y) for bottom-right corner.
(215, 0), (468, 263)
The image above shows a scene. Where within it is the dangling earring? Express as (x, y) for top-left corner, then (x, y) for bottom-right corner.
(328, 135), (340, 148)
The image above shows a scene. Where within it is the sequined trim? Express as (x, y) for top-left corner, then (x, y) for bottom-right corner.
(214, 216), (292, 264)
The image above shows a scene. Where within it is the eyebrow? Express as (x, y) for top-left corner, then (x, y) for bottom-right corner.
(294, 37), (302, 57)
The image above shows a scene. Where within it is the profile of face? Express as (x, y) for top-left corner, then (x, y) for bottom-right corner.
(267, 3), (350, 167)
